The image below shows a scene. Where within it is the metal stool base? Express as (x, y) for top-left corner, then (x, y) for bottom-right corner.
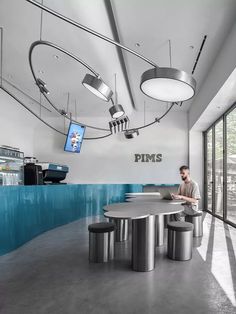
(89, 231), (114, 263)
(167, 229), (193, 261)
(185, 215), (203, 237)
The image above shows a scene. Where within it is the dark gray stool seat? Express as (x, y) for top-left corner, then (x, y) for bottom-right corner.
(167, 221), (193, 261)
(88, 222), (115, 263)
(88, 222), (115, 233)
(185, 211), (203, 237)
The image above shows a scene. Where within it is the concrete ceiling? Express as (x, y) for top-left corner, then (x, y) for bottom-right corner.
(1, 0), (236, 128)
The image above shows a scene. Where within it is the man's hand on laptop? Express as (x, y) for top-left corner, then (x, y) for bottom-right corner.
(171, 193), (182, 200)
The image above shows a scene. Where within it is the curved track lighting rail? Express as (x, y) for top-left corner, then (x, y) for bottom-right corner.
(129, 102), (175, 132)
(29, 40), (176, 135)
(0, 85), (112, 140)
(25, 1), (180, 138)
(29, 40), (111, 132)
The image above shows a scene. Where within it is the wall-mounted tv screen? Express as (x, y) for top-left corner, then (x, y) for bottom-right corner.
(64, 123), (86, 153)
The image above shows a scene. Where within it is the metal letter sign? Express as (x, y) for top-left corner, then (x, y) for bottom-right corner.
(134, 154), (162, 162)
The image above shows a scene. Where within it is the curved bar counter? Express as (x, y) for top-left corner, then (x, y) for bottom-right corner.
(0, 184), (142, 255)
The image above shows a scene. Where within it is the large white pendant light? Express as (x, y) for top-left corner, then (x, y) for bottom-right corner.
(140, 67), (196, 102)
(82, 73), (113, 102)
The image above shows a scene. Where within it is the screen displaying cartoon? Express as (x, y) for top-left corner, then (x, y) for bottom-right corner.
(64, 123), (85, 153)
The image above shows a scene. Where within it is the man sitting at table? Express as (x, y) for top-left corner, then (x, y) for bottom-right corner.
(171, 165), (201, 221)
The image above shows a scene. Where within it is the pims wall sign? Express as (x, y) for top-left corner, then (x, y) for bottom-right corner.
(134, 154), (162, 162)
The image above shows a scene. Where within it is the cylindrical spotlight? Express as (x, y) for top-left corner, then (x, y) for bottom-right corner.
(109, 104), (125, 119)
(82, 73), (113, 102)
(124, 129), (139, 139)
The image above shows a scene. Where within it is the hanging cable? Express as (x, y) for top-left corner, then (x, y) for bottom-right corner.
(168, 39), (172, 68)
(144, 101), (146, 125)
(39, 0), (43, 40)
(129, 102), (175, 132)
(66, 92), (70, 114)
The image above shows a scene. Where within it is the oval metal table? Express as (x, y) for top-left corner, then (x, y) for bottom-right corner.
(103, 202), (183, 272)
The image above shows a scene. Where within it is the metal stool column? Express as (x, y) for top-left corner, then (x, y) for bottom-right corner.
(88, 222), (115, 263)
(185, 212), (203, 237)
(156, 214), (165, 246)
(109, 218), (129, 242)
(132, 215), (155, 272)
(167, 221), (193, 261)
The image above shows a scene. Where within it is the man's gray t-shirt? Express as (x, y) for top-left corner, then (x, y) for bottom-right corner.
(178, 180), (201, 214)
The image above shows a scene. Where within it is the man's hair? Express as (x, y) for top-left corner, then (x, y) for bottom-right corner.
(179, 165), (189, 171)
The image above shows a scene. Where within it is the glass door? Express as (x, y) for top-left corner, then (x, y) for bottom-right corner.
(226, 108), (236, 225)
(206, 129), (213, 212)
(214, 119), (224, 217)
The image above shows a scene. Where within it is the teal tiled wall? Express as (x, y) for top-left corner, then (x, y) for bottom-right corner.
(0, 184), (142, 255)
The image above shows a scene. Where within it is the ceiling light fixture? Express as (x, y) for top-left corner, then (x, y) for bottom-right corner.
(109, 73), (125, 119)
(109, 104), (125, 119)
(140, 67), (196, 102)
(36, 78), (46, 87)
(82, 73), (113, 102)
(124, 129), (139, 139)
(109, 116), (130, 134)
(26, 0), (197, 104)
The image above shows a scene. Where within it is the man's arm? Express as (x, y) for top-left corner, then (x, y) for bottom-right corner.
(172, 194), (198, 203)
(172, 181), (200, 203)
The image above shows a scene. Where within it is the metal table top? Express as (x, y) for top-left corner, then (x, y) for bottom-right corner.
(104, 201), (183, 218)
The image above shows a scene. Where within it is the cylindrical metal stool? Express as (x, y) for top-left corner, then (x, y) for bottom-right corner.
(167, 221), (193, 261)
(185, 212), (203, 237)
(132, 215), (155, 272)
(88, 222), (115, 263)
(156, 215), (165, 246)
(109, 218), (129, 242)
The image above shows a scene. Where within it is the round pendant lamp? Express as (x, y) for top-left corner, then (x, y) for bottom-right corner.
(109, 104), (125, 119)
(140, 67), (196, 102)
(82, 73), (113, 102)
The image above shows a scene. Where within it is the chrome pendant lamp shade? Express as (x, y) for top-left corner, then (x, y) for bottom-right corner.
(140, 67), (196, 102)
(109, 104), (125, 119)
(124, 129), (139, 139)
(82, 73), (113, 102)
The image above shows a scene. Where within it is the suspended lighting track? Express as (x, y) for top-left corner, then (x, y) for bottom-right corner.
(26, 0), (196, 104)
(0, 2), (198, 141)
(29, 40), (177, 136)
(29, 40), (111, 132)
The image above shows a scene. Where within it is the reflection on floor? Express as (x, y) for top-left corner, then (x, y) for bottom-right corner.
(0, 213), (235, 314)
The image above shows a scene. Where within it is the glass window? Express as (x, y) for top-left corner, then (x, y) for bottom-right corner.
(215, 120), (223, 217)
(226, 108), (236, 224)
(207, 129), (213, 212)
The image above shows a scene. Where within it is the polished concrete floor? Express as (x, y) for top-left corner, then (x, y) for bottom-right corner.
(0, 213), (236, 314)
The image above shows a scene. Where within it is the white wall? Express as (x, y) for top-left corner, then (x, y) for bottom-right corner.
(0, 89), (189, 184)
(189, 130), (204, 209)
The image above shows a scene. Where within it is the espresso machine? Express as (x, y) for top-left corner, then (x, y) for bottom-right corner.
(24, 157), (43, 185)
